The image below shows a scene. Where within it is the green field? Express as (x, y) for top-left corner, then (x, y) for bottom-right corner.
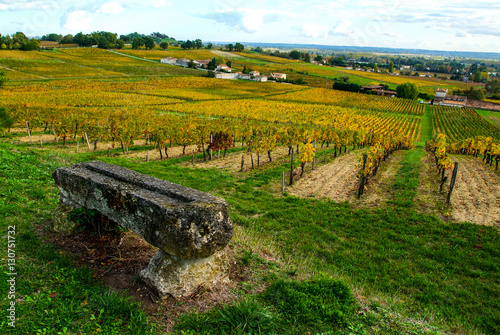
(1, 48), (499, 335)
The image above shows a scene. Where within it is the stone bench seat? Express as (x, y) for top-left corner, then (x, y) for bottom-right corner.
(52, 161), (233, 298)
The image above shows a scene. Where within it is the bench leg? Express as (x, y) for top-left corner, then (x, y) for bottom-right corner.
(140, 249), (229, 299)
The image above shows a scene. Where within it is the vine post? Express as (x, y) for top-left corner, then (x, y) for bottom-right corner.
(282, 171), (285, 193)
(312, 141), (316, 170)
(446, 162), (459, 205)
(357, 154), (368, 199)
(289, 148), (294, 186)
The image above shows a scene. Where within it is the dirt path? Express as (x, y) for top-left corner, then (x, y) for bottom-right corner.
(210, 50), (243, 59)
(353, 151), (406, 208)
(415, 152), (448, 217)
(189, 146), (290, 172)
(446, 155), (500, 227)
(289, 151), (360, 202)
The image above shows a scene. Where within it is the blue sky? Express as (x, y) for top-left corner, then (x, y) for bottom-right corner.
(1, 0), (499, 52)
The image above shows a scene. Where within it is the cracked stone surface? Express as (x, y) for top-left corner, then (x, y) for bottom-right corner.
(53, 161), (233, 259)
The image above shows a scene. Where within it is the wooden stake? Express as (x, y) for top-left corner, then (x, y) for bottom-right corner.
(312, 141), (316, 170)
(40, 136), (43, 148)
(84, 132), (91, 151)
(26, 121), (32, 144)
(447, 162), (459, 205)
(146, 150), (150, 162)
(76, 141), (79, 153)
(289, 148), (294, 186)
(282, 171), (285, 193)
(358, 154), (368, 199)
(52, 125), (58, 143)
(240, 155), (245, 172)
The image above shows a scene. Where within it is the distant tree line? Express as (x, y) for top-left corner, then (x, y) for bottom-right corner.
(225, 43), (245, 52)
(38, 31), (179, 50)
(0, 32), (39, 50)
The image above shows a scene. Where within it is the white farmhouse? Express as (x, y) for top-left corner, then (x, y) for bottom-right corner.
(253, 75), (268, 82)
(176, 59), (191, 67)
(216, 65), (232, 72)
(270, 73), (286, 80)
(160, 57), (177, 65)
(214, 72), (237, 79)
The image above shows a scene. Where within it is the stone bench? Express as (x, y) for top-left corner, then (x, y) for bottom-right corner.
(52, 161), (233, 298)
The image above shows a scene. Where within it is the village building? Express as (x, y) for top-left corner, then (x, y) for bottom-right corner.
(270, 73), (286, 80)
(249, 71), (260, 77)
(216, 65), (232, 72)
(237, 72), (251, 80)
(176, 58), (190, 67)
(434, 88), (467, 107)
(214, 72), (237, 79)
(361, 85), (397, 97)
(160, 57), (177, 65)
(253, 75), (268, 82)
(196, 60), (211, 68)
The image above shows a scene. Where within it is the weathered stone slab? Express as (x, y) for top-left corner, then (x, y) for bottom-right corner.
(52, 161), (233, 298)
(52, 161), (233, 259)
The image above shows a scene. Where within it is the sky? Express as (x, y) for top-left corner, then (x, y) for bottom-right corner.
(0, 0), (499, 53)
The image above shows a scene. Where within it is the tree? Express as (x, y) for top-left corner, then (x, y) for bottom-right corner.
(0, 69), (6, 89)
(132, 37), (144, 49)
(373, 63), (378, 72)
(472, 71), (482, 83)
(234, 43), (244, 52)
(181, 40), (193, 49)
(60, 34), (74, 44)
(227, 44), (234, 51)
(304, 53), (311, 63)
(98, 36), (109, 49)
(119, 35), (131, 43)
(396, 82), (419, 99)
(226, 60), (232, 68)
(115, 39), (125, 49)
(389, 61), (394, 73)
(187, 60), (197, 69)
(329, 57), (347, 67)
(468, 89), (485, 100)
(159, 41), (169, 50)
(144, 36), (155, 50)
(485, 79), (500, 95)
(481, 72), (489, 83)
(289, 50), (301, 60)
(0, 107), (14, 133)
(42, 33), (63, 42)
(206, 42), (213, 49)
(194, 39), (202, 49)
(333, 81), (361, 92)
(314, 55), (323, 62)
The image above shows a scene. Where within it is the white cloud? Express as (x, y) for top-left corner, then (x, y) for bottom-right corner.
(299, 24), (329, 38)
(201, 8), (292, 34)
(152, 0), (169, 8)
(100, 2), (124, 14)
(330, 20), (355, 37)
(62, 10), (92, 31)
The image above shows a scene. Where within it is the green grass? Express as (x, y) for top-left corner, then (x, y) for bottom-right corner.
(115, 148), (499, 334)
(1, 125), (499, 334)
(476, 108), (500, 127)
(0, 145), (156, 334)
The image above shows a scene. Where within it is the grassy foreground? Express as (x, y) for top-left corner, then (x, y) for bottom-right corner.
(0, 138), (499, 334)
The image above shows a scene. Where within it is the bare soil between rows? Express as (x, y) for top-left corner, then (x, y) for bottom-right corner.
(418, 152), (500, 227)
